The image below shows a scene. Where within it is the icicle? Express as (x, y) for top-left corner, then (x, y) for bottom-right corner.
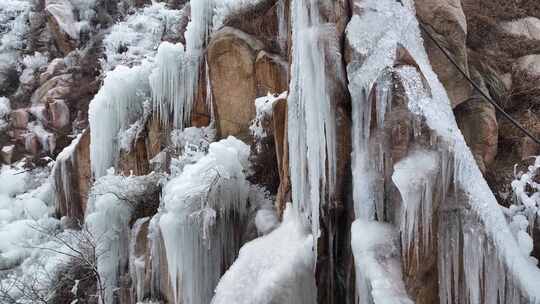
(88, 63), (152, 178)
(392, 149), (439, 263)
(288, 0), (337, 254)
(277, 0), (287, 54)
(149, 42), (195, 129)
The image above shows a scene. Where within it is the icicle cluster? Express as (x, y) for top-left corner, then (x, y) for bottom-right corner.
(149, 42), (196, 129)
(159, 137), (251, 304)
(88, 62), (152, 178)
(288, 0), (337, 251)
(392, 149), (439, 262)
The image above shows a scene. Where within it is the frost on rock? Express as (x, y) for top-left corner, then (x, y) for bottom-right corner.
(351, 219), (413, 304)
(45, 0), (80, 40)
(159, 136), (251, 304)
(212, 0), (266, 32)
(212, 204), (316, 304)
(0, 0), (30, 86)
(250, 91), (287, 143)
(88, 62), (152, 178)
(288, 0), (337, 252)
(347, 0), (540, 302)
(102, 2), (183, 70)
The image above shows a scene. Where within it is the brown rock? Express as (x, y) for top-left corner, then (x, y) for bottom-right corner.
(40, 58), (66, 85)
(10, 109), (29, 129)
(48, 99), (70, 129)
(273, 98), (291, 216)
(0, 145), (14, 164)
(415, 0), (473, 108)
(255, 51), (288, 96)
(53, 129), (91, 221)
(31, 74), (72, 104)
(119, 132), (150, 176)
(455, 98), (498, 173)
(208, 27), (264, 141)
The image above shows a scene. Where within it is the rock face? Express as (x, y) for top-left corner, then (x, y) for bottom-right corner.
(208, 27), (288, 141)
(45, 0), (78, 55)
(502, 17), (540, 41)
(415, 0), (473, 108)
(208, 27), (264, 141)
(53, 129), (91, 222)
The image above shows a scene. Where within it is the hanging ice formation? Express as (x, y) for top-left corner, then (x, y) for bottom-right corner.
(88, 62), (152, 178)
(211, 204), (317, 304)
(149, 0), (213, 129)
(85, 172), (160, 304)
(347, 0), (540, 303)
(288, 0), (337, 250)
(159, 137), (251, 304)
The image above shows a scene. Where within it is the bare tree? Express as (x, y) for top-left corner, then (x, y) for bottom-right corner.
(0, 222), (108, 304)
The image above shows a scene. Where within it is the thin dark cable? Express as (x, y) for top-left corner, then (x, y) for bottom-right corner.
(418, 21), (540, 145)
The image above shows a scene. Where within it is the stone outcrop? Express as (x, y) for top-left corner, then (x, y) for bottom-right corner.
(52, 129), (91, 222)
(415, 0), (473, 108)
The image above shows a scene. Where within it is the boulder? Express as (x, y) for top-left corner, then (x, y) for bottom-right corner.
(0, 145), (14, 164)
(208, 27), (264, 141)
(502, 17), (540, 41)
(10, 110), (29, 129)
(45, 0), (78, 55)
(31, 74), (72, 104)
(48, 99), (70, 129)
(455, 98), (498, 174)
(415, 0), (473, 108)
(515, 54), (540, 76)
(40, 58), (66, 85)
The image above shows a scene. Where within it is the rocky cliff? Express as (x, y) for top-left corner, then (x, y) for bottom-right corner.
(0, 0), (540, 303)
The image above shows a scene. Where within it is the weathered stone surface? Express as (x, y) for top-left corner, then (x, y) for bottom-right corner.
(0, 145), (14, 164)
(119, 134), (150, 176)
(255, 51), (288, 96)
(48, 99), (70, 129)
(516, 54), (540, 76)
(415, 0), (473, 108)
(455, 98), (498, 173)
(31, 74), (72, 104)
(10, 109), (29, 129)
(53, 129), (91, 221)
(273, 98), (290, 216)
(208, 27), (263, 141)
(40, 58), (66, 84)
(502, 17), (540, 41)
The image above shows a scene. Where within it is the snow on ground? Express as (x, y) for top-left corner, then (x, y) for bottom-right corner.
(0, 163), (81, 303)
(211, 204), (316, 304)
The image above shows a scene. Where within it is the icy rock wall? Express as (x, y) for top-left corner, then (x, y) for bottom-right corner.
(347, 0), (540, 303)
